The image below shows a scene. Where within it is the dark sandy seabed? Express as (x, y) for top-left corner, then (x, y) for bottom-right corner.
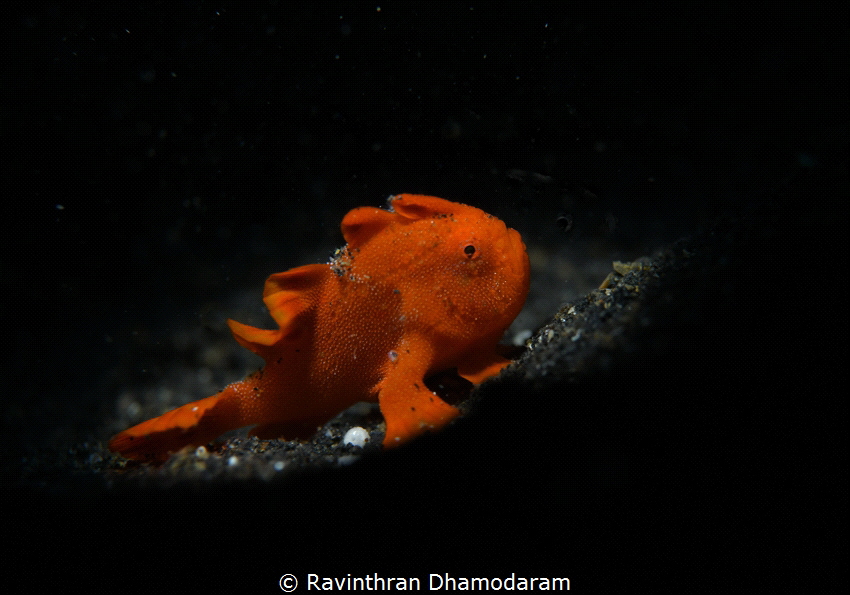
(19, 215), (733, 482)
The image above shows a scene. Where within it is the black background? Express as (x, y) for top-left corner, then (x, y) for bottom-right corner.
(5, 3), (845, 591)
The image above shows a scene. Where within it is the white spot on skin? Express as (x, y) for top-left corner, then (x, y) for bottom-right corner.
(343, 426), (370, 447)
(388, 350), (399, 362)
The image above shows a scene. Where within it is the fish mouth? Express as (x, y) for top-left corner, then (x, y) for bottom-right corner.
(503, 227), (530, 276)
(508, 227), (526, 257)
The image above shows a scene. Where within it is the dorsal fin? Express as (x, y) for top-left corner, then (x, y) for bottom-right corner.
(388, 193), (465, 220)
(341, 194), (467, 248)
(340, 206), (398, 248)
(228, 264), (328, 358)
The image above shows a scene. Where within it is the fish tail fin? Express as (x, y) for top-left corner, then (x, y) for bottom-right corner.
(108, 386), (243, 462)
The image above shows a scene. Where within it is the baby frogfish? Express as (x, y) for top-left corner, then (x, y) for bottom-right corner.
(109, 194), (530, 461)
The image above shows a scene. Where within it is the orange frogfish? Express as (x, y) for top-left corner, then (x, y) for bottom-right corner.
(109, 194), (530, 461)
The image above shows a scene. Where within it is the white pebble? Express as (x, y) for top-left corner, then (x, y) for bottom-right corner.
(342, 426), (370, 447)
(513, 328), (532, 345)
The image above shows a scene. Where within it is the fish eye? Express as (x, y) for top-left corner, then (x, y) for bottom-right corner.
(463, 244), (476, 258)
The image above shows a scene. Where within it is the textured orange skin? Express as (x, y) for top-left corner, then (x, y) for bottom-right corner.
(108, 194), (530, 461)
